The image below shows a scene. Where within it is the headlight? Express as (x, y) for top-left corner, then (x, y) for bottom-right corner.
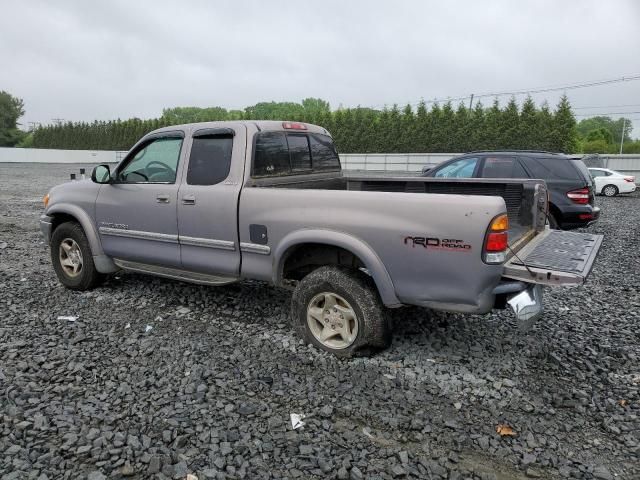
(43, 193), (50, 208)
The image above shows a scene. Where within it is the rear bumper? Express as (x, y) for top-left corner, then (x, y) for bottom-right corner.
(560, 205), (600, 229)
(620, 183), (637, 194)
(39, 214), (53, 244)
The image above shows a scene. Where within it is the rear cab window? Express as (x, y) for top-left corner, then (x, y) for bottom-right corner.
(252, 131), (340, 177)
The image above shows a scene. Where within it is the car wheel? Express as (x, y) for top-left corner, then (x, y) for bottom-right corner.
(291, 266), (391, 358)
(602, 185), (618, 197)
(547, 212), (559, 229)
(51, 221), (105, 290)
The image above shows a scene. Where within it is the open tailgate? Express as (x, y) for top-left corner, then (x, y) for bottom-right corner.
(503, 229), (603, 286)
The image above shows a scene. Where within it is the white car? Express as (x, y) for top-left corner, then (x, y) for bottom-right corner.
(588, 168), (637, 197)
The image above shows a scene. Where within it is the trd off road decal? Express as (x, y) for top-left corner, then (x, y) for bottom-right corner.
(404, 236), (472, 251)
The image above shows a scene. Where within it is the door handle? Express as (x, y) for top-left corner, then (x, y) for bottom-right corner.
(182, 195), (196, 205)
(156, 194), (170, 203)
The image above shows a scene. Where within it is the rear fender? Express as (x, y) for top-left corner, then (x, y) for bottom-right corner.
(274, 229), (401, 307)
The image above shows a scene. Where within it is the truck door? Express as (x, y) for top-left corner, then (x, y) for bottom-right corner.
(95, 132), (185, 268)
(177, 126), (244, 276)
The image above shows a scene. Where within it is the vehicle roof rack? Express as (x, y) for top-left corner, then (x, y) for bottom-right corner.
(464, 150), (564, 156)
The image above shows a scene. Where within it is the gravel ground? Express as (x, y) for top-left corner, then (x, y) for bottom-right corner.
(1, 163), (638, 480)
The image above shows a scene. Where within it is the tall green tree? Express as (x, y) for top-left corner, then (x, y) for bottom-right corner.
(0, 91), (25, 146)
(550, 95), (578, 153)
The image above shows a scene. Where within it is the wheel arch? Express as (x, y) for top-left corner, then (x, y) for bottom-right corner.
(274, 229), (401, 307)
(47, 204), (104, 256)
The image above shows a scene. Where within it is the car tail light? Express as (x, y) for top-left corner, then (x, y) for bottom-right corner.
(579, 213), (593, 220)
(282, 122), (307, 130)
(624, 176), (635, 183)
(483, 214), (509, 264)
(566, 187), (590, 205)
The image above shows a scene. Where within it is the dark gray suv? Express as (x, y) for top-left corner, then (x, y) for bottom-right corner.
(423, 150), (600, 230)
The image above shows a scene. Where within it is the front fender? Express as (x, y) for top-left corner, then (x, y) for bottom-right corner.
(45, 203), (118, 273)
(273, 229), (401, 307)
(47, 203), (103, 255)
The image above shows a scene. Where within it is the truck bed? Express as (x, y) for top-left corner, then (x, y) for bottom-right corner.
(248, 173), (547, 249)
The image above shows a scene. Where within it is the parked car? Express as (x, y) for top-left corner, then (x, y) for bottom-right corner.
(40, 123), (603, 357)
(588, 168), (637, 197)
(423, 150), (600, 230)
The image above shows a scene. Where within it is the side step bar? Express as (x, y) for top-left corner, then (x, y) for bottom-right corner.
(113, 259), (238, 286)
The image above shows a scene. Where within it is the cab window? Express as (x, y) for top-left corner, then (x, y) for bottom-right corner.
(186, 135), (233, 185)
(434, 157), (479, 178)
(118, 137), (183, 183)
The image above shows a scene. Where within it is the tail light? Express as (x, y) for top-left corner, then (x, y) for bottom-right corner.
(624, 176), (635, 183)
(282, 122), (307, 130)
(483, 214), (509, 264)
(566, 187), (590, 205)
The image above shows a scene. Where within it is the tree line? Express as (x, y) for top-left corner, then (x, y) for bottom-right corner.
(2, 91), (638, 153)
(30, 96), (584, 153)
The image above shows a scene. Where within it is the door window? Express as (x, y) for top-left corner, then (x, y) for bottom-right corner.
(186, 135), (233, 185)
(118, 137), (183, 183)
(434, 157), (479, 178)
(481, 157), (528, 178)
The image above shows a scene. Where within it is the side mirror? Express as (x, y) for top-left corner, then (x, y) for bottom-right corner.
(91, 164), (111, 184)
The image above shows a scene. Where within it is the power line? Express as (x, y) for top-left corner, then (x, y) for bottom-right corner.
(574, 111), (640, 117)
(369, 73), (640, 109)
(573, 103), (640, 110)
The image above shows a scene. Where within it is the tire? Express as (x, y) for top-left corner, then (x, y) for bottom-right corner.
(291, 266), (391, 358)
(50, 221), (105, 290)
(602, 184), (618, 197)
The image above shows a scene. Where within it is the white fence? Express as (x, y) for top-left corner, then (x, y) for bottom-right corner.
(1, 147), (639, 177)
(0, 147), (122, 164)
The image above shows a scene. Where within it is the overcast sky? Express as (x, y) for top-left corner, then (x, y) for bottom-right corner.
(2, 0), (639, 137)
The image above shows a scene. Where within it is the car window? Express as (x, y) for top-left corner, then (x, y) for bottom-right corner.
(287, 134), (311, 171)
(589, 169), (606, 178)
(118, 137), (183, 183)
(481, 157), (528, 178)
(186, 135), (233, 185)
(434, 157), (478, 178)
(253, 132), (291, 177)
(569, 159), (593, 185)
(525, 157), (582, 181)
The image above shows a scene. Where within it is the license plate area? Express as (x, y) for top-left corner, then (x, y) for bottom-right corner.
(503, 229), (603, 286)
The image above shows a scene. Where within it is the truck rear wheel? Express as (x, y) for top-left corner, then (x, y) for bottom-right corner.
(51, 221), (105, 291)
(291, 266), (391, 357)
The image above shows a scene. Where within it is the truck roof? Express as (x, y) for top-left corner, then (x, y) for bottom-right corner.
(150, 120), (331, 137)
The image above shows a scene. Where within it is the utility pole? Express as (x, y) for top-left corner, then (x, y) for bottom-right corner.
(619, 117), (626, 154)
(469, 94), (474, 110)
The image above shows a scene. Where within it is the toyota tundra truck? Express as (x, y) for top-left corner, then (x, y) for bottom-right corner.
(40, 121), (603, 357)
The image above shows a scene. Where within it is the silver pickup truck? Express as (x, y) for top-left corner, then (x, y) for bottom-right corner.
(40, 121), (603, 357)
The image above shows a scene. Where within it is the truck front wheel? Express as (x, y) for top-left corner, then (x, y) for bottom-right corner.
(50, 221), (105, 291)
(291, 266), (391, 357)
